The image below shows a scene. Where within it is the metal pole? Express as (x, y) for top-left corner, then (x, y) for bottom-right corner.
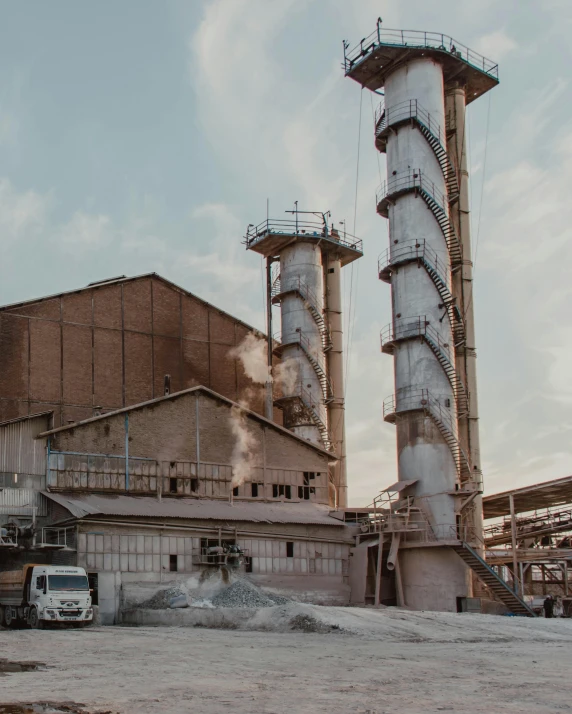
(265, 257), (274, 420)
(374, 535), (384, 606)
(125, 413), (129, 492)
(509, 494), (519, 594)
(195, 393), (201, 476)
(564, 561), (569, 597)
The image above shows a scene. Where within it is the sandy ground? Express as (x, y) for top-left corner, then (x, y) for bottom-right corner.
(1, 608), (572, 713)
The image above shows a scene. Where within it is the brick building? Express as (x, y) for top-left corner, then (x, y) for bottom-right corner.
(0, 273), (280, 426)
(0, 277), (356, 624)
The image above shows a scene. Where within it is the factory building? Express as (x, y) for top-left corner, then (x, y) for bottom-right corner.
(0, 275), (356, 624)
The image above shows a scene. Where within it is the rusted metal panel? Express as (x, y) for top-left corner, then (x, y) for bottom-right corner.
(0, 413), (49, 476)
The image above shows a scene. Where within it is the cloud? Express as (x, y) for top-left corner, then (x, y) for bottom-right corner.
(473, 30), (517, 60)
(57, 211), (113, 251)
(0, 178), (49, 244)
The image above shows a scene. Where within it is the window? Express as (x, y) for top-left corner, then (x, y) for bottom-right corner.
(35, 575), (46, 591)
(251, 483), (259, 498)
(273, 484), (291, 499)
(286, 542), (294, 558)
(47, 575), (89, 591)
(233, 486), (239, 497)
(169, 478), (178, 494)
(190, 478), (199, 493)
(169, 555), (178, 572)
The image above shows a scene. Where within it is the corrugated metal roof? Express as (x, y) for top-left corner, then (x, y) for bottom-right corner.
(38, 386), (333, 457)
(42, 492), (344, 526)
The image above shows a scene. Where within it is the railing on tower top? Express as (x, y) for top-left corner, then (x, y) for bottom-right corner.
(343, 27), (499, 80)
(245, 219), (363, 254)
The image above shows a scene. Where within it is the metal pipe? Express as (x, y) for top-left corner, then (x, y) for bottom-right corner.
(445, 84), (483, 543)
(386, 532), (401, 571)
(509, 494), (519, 594)
(124, 413), (129, 492)
(265, 256), (274, 420)
(374, 534), (384, 606)
(195, 394), (200, 475)
(325, 252), (347, 507)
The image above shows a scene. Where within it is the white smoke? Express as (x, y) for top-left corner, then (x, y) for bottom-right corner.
(274, 356), (299, 395)
(229, 332), (270, 385)
(229, 404), (258, 487)
(230, 332), (299, 395)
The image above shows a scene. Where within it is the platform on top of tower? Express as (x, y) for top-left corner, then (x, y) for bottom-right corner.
(244, 218), (363, 266)
(343, 27), (499, 103)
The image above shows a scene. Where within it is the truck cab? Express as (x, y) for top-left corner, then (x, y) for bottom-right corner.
(0, 565), (93, 629)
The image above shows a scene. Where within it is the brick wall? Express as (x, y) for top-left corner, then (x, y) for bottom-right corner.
(48, 389), (331, 504)
(0, 276), (280, 426)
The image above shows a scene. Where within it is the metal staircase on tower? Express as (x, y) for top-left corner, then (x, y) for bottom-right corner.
(380, 318), (468, 416)
(375, 99), (459, 202)
(378, 240), (466, 348)
(451, 541), (536, 617)
(271, 275), (333, 352)
(383, 388), (481, 489)
(274, 384), (333, 452)
(376, 170), (463, 268)
(274, 330), (334, 404)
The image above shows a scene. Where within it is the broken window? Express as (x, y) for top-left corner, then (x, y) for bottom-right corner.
(286, 542), (294, 558)
(190, 478), (199, 493)
(273, 484), (291, 499)
(169, 555), (178, 572)
(233, 486), (239, 497)
(251, 483), (259, 498)
(169, 478), (178, 494)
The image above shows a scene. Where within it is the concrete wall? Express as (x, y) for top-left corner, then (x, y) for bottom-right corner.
(0, 276), (281, 426)
(75, 520), (352, 622)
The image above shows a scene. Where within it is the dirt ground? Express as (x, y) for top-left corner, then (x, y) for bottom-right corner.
(1, 608), (572, 714)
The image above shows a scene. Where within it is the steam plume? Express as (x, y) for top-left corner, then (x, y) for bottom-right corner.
(230, 404), (257, 487)
(229, 333), (270, 385)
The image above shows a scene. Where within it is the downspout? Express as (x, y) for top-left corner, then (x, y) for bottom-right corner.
(125, 413), (129, 492)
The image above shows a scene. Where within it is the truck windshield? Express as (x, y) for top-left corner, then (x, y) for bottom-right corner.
(47, 575), (89, 591)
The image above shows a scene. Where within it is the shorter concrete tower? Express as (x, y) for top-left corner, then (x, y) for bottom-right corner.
(245, 210), (363, 507)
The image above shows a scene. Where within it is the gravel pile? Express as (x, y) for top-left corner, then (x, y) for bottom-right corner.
(211, 580), (279, 608)
(139, 586), (184, 610)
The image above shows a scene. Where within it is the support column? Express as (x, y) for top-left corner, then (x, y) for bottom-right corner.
(325, 252), (346, 507)
(509, 494), (519, 595)
(446, 84), (483, 542)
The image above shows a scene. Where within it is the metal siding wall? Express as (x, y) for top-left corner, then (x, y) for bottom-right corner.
(0, 415), (49, 476)
(0, 488), (48, 516)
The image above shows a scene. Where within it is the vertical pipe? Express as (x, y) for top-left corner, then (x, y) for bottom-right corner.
(445, 86), (482, 523)
(196, 393), (200, 473)
(325, 251), (347, 507)
(265, 257), (274, 420)
(374, 535), (384, 606)
(564, 561), (569, 597)
(125, 413), (129, 492)
(509, 494), (519, 594)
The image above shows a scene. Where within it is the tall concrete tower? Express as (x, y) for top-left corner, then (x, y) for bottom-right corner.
(344, 27), (498, 610)
(245, 210), (363, 507)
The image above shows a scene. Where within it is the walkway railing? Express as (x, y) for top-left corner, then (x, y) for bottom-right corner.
(245, 219), (363, 254)
(343, 27), (499, 80)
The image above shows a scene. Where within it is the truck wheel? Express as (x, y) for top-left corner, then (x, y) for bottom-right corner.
(28, 608), (44, 630)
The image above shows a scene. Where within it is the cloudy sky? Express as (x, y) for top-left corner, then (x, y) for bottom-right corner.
(1, 0), (570, 504)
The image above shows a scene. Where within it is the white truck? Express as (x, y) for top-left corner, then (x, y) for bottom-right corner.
(0, 564), (93, 629)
